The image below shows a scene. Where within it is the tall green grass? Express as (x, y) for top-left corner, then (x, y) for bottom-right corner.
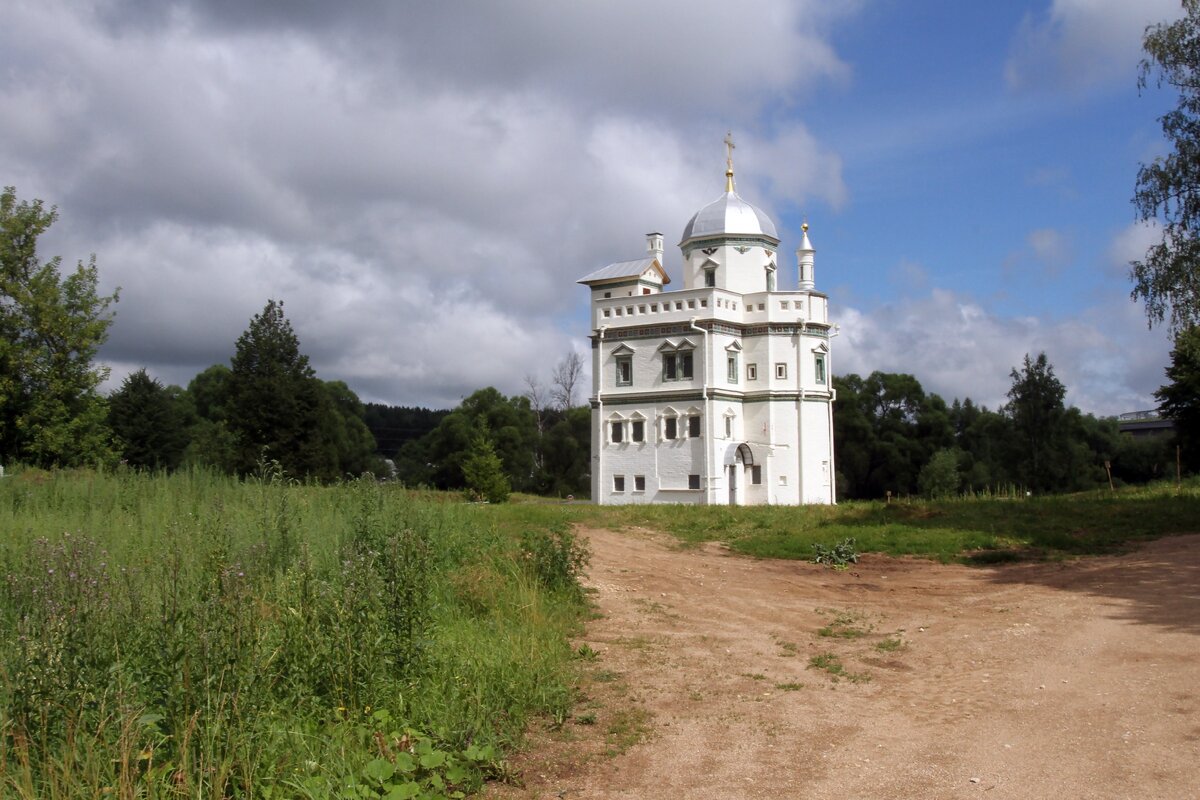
(0, 467), (589, 798)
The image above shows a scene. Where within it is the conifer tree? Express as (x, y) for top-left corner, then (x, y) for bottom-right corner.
(462, 427), (510, 503)
(1005, 353), (1068, 493)
(108, 369), (189, 470)
(227, 299), (331, 478)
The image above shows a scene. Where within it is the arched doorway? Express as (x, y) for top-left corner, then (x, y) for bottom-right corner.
(726, 443), (754, 506)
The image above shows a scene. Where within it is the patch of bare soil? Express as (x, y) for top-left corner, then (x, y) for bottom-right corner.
(485, 527), (1200, 800)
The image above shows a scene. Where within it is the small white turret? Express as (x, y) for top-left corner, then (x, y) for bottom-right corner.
(646, 231), (664, 266)
(796, 222), (815, 291)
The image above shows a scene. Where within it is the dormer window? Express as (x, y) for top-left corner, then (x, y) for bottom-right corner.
(704, 268), (716, 288)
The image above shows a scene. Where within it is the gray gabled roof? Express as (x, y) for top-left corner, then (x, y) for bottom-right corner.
(577, 258), (670, 286)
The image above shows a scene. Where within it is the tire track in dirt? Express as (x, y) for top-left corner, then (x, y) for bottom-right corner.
(487, 528), (1200, 799)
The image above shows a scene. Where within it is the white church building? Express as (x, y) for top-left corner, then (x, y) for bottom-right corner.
(578, 139), (836, 505)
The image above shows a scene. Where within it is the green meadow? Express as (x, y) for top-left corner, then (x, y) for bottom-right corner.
(0, 467), (589, 799)
(2, 469), (1196, 798)
(498, 479), (1200, 563)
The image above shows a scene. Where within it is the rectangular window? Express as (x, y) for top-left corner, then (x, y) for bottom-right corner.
(613, 475), (625, 492)
(631, 419), (644, 442)
(688, 415), (701, 438)
(815, 353), (827, 384)
(688, 474), (701, 490)
(634, 475), (646, 491)
(775, 362), (787, 380)
(616, 356), (632, 386)
(704, 269), (715, 287)
(724, 416), (732, 438)
(752, 466), (762, 485)
(664, 352), (694, 381)
(747, 363), (758, 381)
(610, 421), (623, 443)
(727, 354), (738, 383)
(778, 475), (788, 486)
(665, 417), (677, 440)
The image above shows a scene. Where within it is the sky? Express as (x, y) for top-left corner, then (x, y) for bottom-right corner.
(0, 0), (1187, 416)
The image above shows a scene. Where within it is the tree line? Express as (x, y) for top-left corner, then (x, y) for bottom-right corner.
(107, 300), (386, 480)
(366, 353), (592, 500)
(834, 354), (1177, 500)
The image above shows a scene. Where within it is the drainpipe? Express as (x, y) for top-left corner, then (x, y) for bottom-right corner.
(796, 317), (806, 504)
(690, 317), (712, 504)
(827, 323), (840, 504)
(595, 326), (607, 504)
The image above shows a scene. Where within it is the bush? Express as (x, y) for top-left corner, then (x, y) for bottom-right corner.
(918, 448), (962, 498)
(520, 523), (590, 595)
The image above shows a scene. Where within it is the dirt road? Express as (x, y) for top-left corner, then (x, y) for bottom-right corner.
(488, 527), (1200, 799)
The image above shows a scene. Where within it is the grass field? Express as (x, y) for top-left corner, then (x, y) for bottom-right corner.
(0, 467), (590, 799)
(498, 478), (1200, 563)
(2, 469), (1196, 798)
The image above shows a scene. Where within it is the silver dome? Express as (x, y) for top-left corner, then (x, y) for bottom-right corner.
(680, 190), (778, 243)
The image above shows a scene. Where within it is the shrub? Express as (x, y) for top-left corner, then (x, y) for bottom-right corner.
(520, 523), (590, 595)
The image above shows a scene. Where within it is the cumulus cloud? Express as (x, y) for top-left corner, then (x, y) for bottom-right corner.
(1005, 0), (1184, 92)
(835, 287), (1171, 417)
(2, 0), (858, 407)
(1108, 220), (1160, 274)
(1000, 227), (1074, 281)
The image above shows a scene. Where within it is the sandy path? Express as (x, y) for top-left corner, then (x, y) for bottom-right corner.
(487, 527), (1200, 799)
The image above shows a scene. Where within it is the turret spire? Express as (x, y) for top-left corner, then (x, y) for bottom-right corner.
(797, 221), (815, 291)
